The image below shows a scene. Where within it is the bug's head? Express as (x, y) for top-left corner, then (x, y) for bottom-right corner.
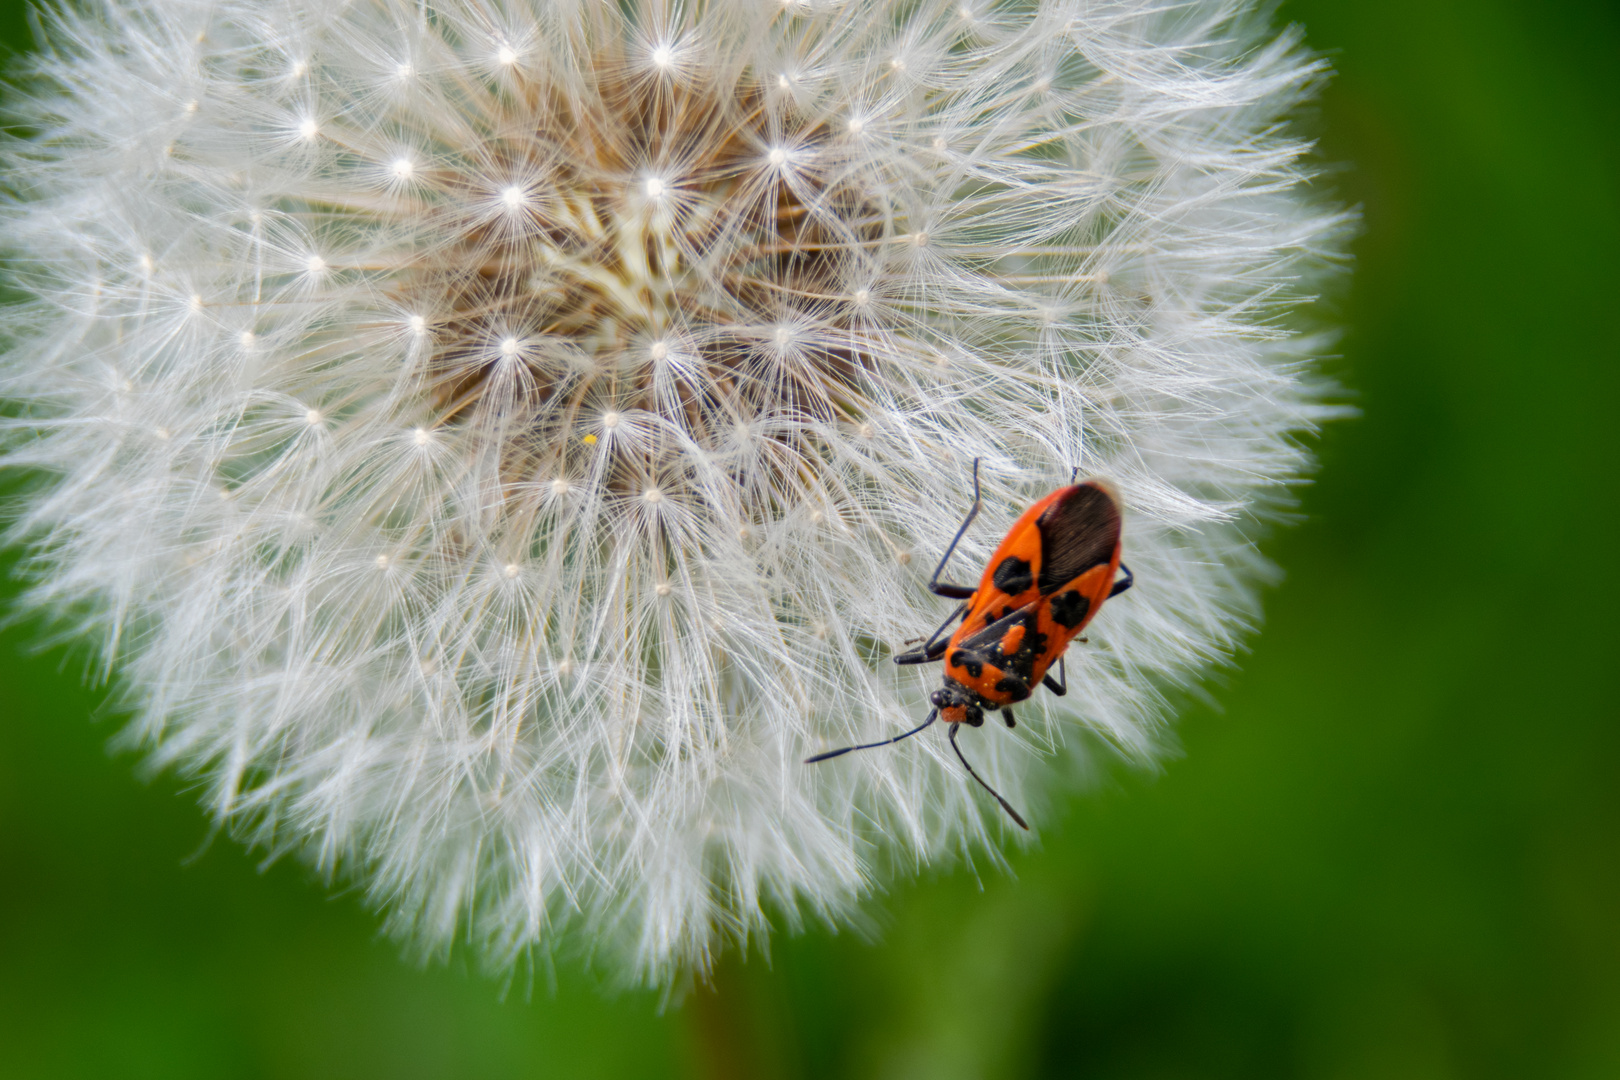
(930, 684), (984, 727)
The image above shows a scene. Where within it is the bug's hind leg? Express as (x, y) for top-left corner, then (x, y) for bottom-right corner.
(1001, 709), (1016, 729)
(1109, 563), (1135, 598)
(925, 459), (983, 601)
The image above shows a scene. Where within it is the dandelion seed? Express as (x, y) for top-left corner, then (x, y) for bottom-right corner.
(1, 0), (1347, 987)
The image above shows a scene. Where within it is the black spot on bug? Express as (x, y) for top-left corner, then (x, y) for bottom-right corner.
(994, 676), (1030, 701)
(950, 651), (984, 679)
(1049, 590), (1091, 629)
(992, 555), (1033, 596)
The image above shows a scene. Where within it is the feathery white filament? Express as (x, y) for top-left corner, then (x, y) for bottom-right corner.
(0, 0), (1346, 985)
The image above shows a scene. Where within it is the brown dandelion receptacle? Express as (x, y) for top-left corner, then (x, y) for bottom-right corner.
(412, 61), (883, 503)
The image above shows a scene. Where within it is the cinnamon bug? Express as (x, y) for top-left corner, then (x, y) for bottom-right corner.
(806, 460), (1133, 829)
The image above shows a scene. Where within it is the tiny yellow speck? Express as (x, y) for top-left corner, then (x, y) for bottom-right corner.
(582, 433), (597, 445)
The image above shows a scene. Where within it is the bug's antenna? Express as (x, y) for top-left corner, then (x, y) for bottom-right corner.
(805, 711), (938, 764)
(948, 723), (1029, 830)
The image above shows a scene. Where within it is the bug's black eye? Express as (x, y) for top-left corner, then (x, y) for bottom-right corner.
(929, 688), (948, 708)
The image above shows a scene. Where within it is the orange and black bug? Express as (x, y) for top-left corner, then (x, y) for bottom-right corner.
(806, 460), (1133, 829)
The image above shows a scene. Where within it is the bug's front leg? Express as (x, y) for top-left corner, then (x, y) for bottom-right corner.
(894, 602), (967, 665)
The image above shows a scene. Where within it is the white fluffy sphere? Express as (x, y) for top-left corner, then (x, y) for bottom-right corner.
(1, 0), (1346, 983)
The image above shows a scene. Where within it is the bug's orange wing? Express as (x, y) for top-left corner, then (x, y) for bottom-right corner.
(950, 487), (1069, 644)
(1024, 481), (1123, 686)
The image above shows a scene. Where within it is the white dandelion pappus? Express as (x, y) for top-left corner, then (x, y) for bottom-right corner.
(0, 0), (1349, 983)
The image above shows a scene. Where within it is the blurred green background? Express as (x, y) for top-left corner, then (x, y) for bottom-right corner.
(2, 0), (1617, 1076)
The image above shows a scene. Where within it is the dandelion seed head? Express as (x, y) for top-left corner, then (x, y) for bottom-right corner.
(1, 0), (1347, 986)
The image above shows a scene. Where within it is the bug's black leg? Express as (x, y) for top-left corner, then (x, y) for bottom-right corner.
(895, 602), (966, 665)
(949, 723), (1029, 830)
(1001, 709), (1016, 729)
(805, 711), (937, 764)
(1108, 563), (1134, 599)
(925, 459), (982, 600)
(1041, 656), (1068, 697)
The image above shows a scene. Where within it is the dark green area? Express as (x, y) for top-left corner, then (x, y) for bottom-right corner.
(2, 0), (1617, 1076)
